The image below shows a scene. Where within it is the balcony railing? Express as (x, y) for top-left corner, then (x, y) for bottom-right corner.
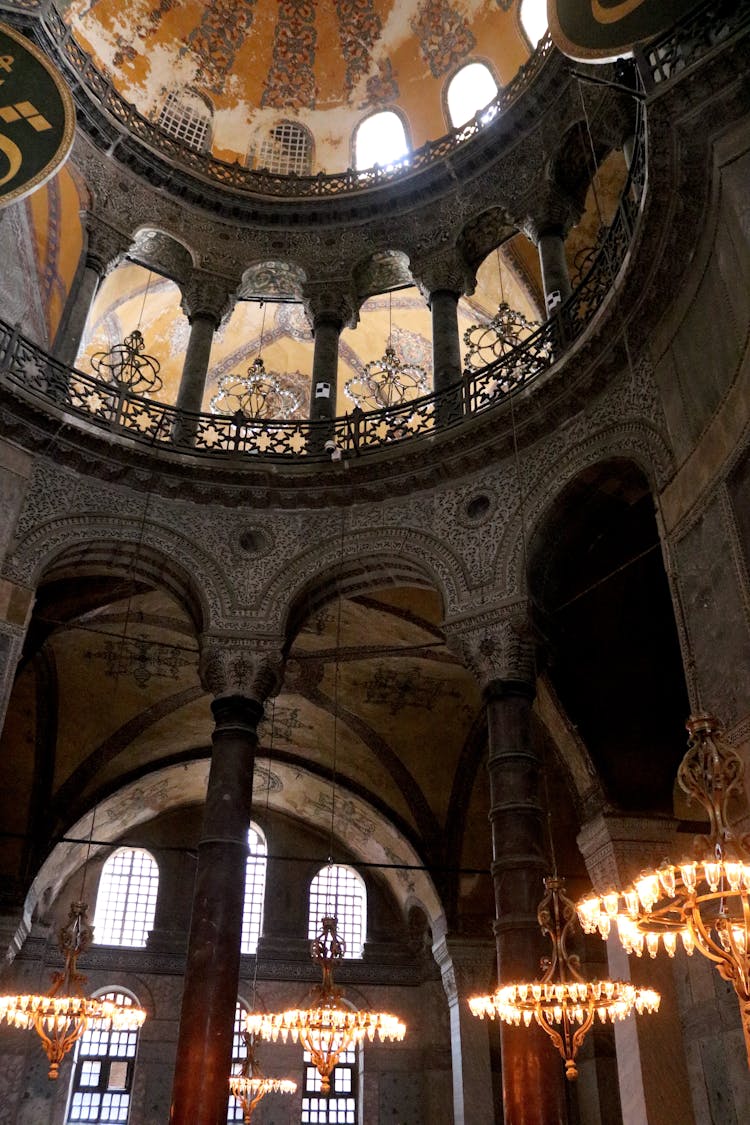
(0, 113), (646, 463)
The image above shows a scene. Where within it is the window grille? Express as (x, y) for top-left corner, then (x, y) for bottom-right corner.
(446, 63), (499, 128)
(227, 1000), (248, 1123)
(65, 991), (140, 1125)
(308, 866), (366, 959)
(257, 121), (313, 175)
(157, 90), (211, 152)
(240, 825), (267, 954)
(301, 1046), (357, 1124)
(93, 848), (159, 947)
(354, 112), (409, 171)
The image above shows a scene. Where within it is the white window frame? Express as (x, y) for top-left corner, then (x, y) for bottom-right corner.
(240, 824), (267, 954)
(65, 988), (141, 1125)
(93, 847), (159, 948)
(308, 865), (366, 959)
(157, 89), (212, 153)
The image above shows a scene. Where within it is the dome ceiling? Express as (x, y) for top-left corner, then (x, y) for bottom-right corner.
(61, 0), (533, 170)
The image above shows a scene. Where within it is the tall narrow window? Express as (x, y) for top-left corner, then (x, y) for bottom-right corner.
(65, 990), (141, 1125)
(94, 848), (159, 947)
(157, 89), (212, 152)
(446, 63), (499, 128)
(354, 112), (409, 171)
(227, 1000), (248, 1123)
(256, 121), (313, 175)
(240, 825), (267, 954)
(301, 1044), (357, 1124)
(308, 865), (366, 959)
(520, 0), (548, 48)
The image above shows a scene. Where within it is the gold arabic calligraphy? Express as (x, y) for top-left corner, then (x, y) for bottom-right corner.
(591, 0), (648, 23)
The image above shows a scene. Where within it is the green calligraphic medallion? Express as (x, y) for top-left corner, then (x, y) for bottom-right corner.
(548, 0), (704, 61)
(0, 21), (75, 207)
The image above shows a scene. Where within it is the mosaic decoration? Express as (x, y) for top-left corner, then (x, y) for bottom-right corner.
(335, 0), (382, 95)
(277, 302), (313, 341)
(262, 0), (317, 111)
(240, 261), (305, 300)
(84, 636), (193, 688)
(362, 59), (400, 109)
(364, 665), (459, 715)
(410, 0), (476, 78)
(181, 0), (259, 96)
(391, 325), (432, 375)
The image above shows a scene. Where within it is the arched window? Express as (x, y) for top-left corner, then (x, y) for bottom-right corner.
(354, 111), (409, 171)
(94, 847), (159, 947)
(227, 999), (248, 1123)
(240, 824), (267, 954)
(256, 121), (313, 175)
(520, 0), (548, 48)
(302, 1041), (358, 1124)
(446, 62), (499, 128)
(157, 89), (212, 152)
(308, 865), (366, 959)
(65, 989), (141, 1125)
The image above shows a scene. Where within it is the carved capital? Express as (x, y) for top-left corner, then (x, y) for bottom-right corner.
(577, 813), (679, 893)
(520, 186), (582, 246)
(444, 605), (535, 692)
(432, 935), (495, 1003)
(83, 213), (129, 277)
(199, 635), (285, 701)
(302, 282), (359, 330)
(180, 272), (236, 326)
(411, 246), (475, 302)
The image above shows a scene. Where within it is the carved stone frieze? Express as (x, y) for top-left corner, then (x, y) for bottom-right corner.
(198, 635), (285, 701)
(129, 228), (194, 285)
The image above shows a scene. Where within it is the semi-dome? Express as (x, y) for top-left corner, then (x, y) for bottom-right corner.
(59, 0), (540, 171)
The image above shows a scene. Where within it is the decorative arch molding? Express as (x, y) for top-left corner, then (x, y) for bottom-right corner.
(266, 527), (467, 639)
(3, 515), (229, 633)
(128, 227), (196, 285)
(496, 416), (674, 597)
(15, 757), (445, 961)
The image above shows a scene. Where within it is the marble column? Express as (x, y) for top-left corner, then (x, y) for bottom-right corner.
(413, 248), (474, 428)
(310, 313), (343, 422)
(170, 641), (282, 1125)
(430, 289), (462, 394)
(53, 215), (127, 368)
(174, 276), (234, 446)
(536, 227), (572, 316)
(485, 679), (567, 1125)
(433, 936), (496, 1125)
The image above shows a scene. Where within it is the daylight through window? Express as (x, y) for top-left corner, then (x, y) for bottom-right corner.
(94, 848), (158, 947)
(240, 825), (267, 954)
(65, 991), (140, 1125)
(446, 62), (499, 128)
(308, 865), (366, 959)
(157, 89), (212, 152)
(354, 112), (409, 171)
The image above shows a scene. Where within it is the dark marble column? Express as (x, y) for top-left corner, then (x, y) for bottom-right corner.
(536, 227), (572, 316)
(53, 215), (127, 368)
(430, 288), (462, 393)
(174, 276), (234, 446)
(412, 247), (474, 427)
(310, 313), (343, 422)
(169, 693), (263, 1125)
(485, 678), (567, 1125)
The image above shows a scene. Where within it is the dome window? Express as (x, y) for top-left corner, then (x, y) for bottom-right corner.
(256, 121), (313, 176)
(157, 89), (212, 153)
(354, 111), (409, 172)
(446, 62), (499, 128)
(520, 0), (548, 48)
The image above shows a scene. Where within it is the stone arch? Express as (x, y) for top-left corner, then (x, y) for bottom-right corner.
(353, 249), (414, 302)
(18, 757), (445, 956)
(259, 526), (467, 641)
(128, 227), (196, 285)
(456, 208), (517, 278)
(3, 515), (232, 634)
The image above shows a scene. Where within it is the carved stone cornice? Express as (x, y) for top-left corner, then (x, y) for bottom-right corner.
(443, 605), (535, 693)
(577, 812), (679, 892)
(411, 246), (476, 302)
(83, 212), (130, 277)
(180, 273), (237, 326)
(301, 283), (360, 331)
(199, 635), (285, 701)
(432, 935), (496, 1003)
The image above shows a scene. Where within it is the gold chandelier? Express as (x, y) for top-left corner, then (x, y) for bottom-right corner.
(577, 712), (750, 1064)
(246, 915), (406, 1093)
(0, 901), (146, 1079)
(210, 356), (301, 420)
(345, 291), (428, 410)
(469, 877), (659, 1080)
(228, 1033), (296, 1122)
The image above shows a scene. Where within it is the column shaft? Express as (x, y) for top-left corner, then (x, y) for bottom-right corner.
(170, 694), (263, 1125)
(537, 230), (572, 315)
(310, 314), (341, 421)
(430, 289), (463, 426)
(485, 681), (567, 1125)
(53, 263), (101, 369)
(176, 313), (217, 416)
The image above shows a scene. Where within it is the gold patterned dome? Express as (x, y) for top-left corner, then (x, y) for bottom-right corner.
(60, 0), (536, 170)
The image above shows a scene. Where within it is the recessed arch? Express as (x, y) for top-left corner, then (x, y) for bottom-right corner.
(128, 227), (196, 284)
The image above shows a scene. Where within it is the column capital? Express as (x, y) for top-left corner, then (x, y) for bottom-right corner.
(180, 272), (236, 327)
(82, 213), (129, 277)
(198, 635), (285, 701)
(577, 812), (679, 893)
(520, 188), (582, 246)
(411, 246), (475, 303)
(432, 935), (496, 1002)
(444, 605), (536, 693)
(302, 282), (359, 330)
